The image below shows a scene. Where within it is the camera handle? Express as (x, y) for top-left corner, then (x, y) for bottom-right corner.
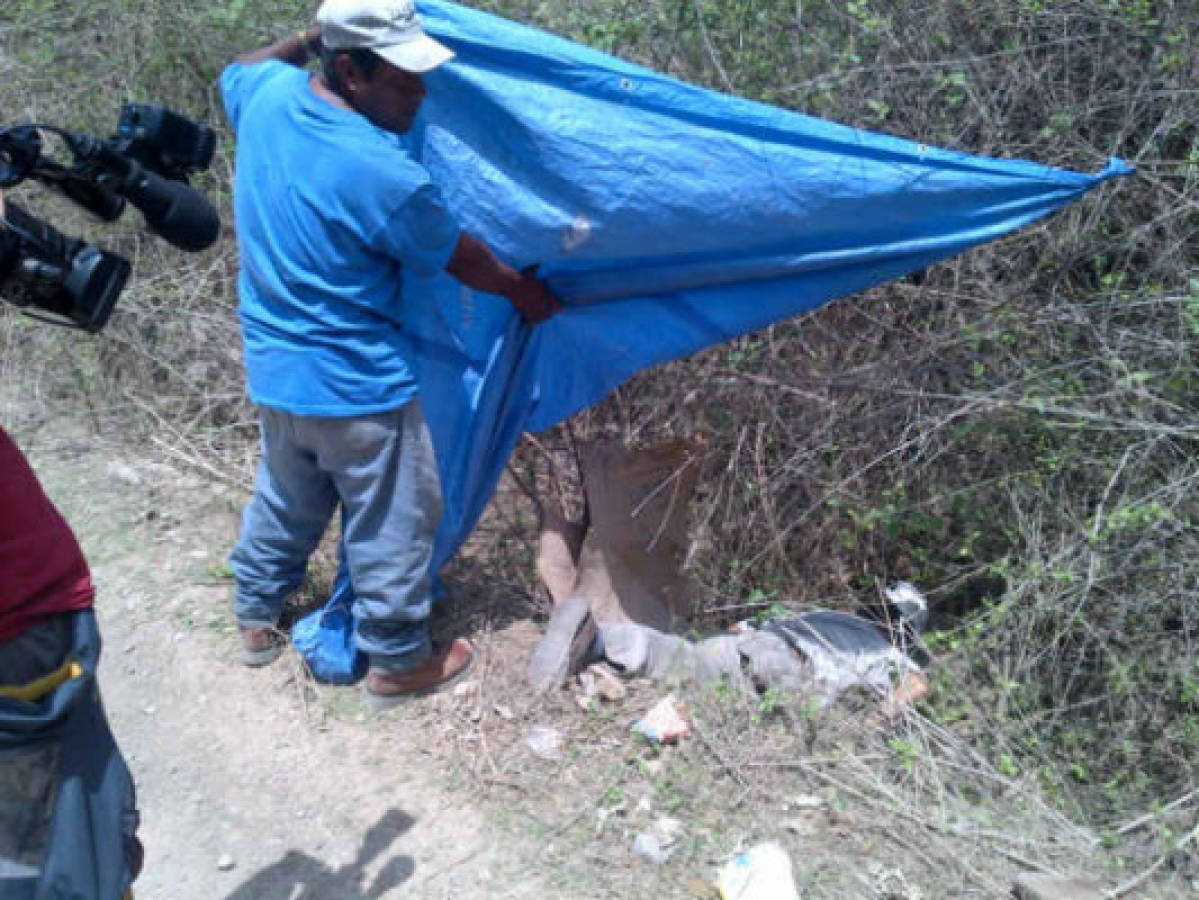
(67, 134), (219, 252)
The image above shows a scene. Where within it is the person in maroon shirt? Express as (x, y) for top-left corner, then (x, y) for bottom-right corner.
(0, 424), (95, 676)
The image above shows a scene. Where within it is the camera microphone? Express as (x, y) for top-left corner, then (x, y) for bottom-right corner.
(67, 134), (220, 252)
(119, 165), (220, 252)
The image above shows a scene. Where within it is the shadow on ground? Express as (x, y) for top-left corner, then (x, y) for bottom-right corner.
(280, 534), (543, 643)
(436, 555), (543, 640)
(224, 808), (416, 899)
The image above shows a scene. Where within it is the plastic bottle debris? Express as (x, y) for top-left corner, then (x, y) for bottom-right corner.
(633, 832), (668, 864)
(633, 817), (685, 864)
(525, 725), (564, 760)
(632, 695), (690, 743)
(884, 581), (929, 632)
(716, 842), (800, 900)
(785, 794), (825, 811)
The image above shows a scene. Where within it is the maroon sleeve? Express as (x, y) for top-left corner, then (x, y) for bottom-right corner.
(0, 426), (94, 642)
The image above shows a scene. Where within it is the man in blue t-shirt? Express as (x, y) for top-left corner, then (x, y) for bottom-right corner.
(221, 0), (561, 706)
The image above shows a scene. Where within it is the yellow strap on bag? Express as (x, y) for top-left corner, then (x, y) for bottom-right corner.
(0, 659), (84, 703)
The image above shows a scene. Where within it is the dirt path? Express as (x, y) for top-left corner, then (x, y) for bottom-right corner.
(18, 424), (539, 900)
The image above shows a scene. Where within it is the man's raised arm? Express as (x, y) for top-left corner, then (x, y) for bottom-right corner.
(236, 24), (323, 67)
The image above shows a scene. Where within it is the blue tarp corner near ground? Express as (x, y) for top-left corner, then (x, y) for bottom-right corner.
(293, 0), (1132, 682)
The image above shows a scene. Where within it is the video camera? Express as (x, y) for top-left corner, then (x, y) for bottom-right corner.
(0, 104), (220, 333)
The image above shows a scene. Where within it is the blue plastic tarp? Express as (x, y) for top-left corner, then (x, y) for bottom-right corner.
(291, 0), (1130, 680)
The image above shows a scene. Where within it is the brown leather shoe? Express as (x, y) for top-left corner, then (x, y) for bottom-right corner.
(240, 625), (285, 667)
(363, 638), (476, 709)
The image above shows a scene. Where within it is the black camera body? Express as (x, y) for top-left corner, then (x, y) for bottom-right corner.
(113, 104), (216, 184)
(0, 103), (218, 333)
(0, 202), (130, 334)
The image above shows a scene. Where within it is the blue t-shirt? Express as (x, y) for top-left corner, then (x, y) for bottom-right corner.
(220, 61), (460, 415)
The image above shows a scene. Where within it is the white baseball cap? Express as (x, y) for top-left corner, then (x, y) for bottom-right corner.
(316, 0), (454, 74)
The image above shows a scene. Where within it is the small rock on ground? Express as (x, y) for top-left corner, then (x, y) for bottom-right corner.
(1012, 873), (1104, 900)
